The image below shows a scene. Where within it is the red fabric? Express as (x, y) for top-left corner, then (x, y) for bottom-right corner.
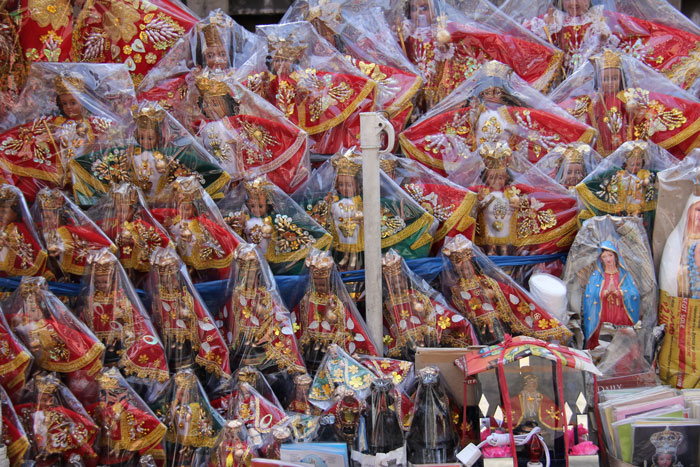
(136, 74), (189, 111)
(0, 321), (31, 399)
(17, 0), (73, 62)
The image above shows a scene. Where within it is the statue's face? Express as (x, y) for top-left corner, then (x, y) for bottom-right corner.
(480, 86), (506, 105)
(336, 174), (358, 198)
(601, 68), (622, 96)
(204, 45), (228, 70)
(94, 271), (114, 294)
(57, 93), (83, 120)
(177, 200), (196, 219)
(626, 155), (644, 176)
(656, 453), (674, 467)
(410, 0), (434, 26)
(689, 201), (700, 233)
(136, 127), (159, 151)
(600, 250), (617, 269)
(563, 162), (585, 187)
(202, 96), (229, 120)
(42, 209), (60, 228)
(246, 194), (268, 218)
(454, 258), (474, 279)
(485, 169), (508, 191)
(0, 204), (17, 227)
(560, 0), (590, 16)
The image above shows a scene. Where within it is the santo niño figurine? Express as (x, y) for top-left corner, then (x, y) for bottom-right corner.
(0, 184), (47, 278)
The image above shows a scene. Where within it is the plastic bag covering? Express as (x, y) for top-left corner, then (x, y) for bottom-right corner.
(309, 344), (376, 411)
(287, 413), (321, 443)
(293, 249), (378, 372)
(218, 176), (330, 275)
(0, 11), (29, 118)
(225, 382), (290, 453)
(534, 143), (602, 193)
(150, 369), (225, 466)
(562, 216), (656, 350)
(84, 368), (167, 465)
(405, 366), (458, 464)
(292, 150), (437, 272)
(575, 140), (678, 240)
(551, 50), (700, 158)
(440, 234), (573, 345)
(86, 182), (171, 279)
(145, 247), (231, 388)
(75, 249), (170, 397)
(31, 188), (116, 280)
(381, 153), (477, 249)
(399, 61), (596, 174)
(192, 71), (312, 195)
(0, 384), (29, 466)
(72, 0), (199, 87)
(359, 356), (416, 431)
(381, 249), (475, 360)
(5, 277), (105, 399)
(149, 176), (242, 282)
(14, 0), (74, 63)
(210, 419), (259, 467)
(0, 185), (47, 278)
(282, 2), (423, 136)
(210, 365), (285, 417)
(318, 385), (366, 447)
(14, 372), (99, 464)
(0, 307), (33, 402)
(136, 9), (262, 110)
(384, 0), (564, 113)
(219, 243), (307, 382)
(235, 21), (378, 155)
(499, 0), (618, 78)
(357, 378), (404, 456)
(0, 64), (133, 202)
(447, 142), (578, 258)
(70, 101), (230, 207)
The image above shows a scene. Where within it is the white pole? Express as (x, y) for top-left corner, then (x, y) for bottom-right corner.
(360, 112), (395, 357)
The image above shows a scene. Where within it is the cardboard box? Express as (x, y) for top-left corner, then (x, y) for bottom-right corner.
(414, 347), (479, 407)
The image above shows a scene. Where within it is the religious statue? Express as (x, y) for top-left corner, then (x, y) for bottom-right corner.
(509, 372), (563, 434)
(0, 185), (47, 278)
(535, 143), (601, 193)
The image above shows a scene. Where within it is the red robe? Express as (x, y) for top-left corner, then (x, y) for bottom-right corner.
(16, 0), (73, 62)
(43, 224), (116, 277)
(0, 222), (48, 278)
(247, 69), (377, 155)
(0, 320), (32, 399)
(2, 412), (29, 467)
(509, 390), (563, 432)
(72, 0), (199, 87)
(99, 217), (171, 273)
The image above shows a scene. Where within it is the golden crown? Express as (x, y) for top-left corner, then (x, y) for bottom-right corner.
(479, 141), (512, 170)
(173, 177), (201, 202)
(267, 35), (307, 62)
(650, 428), (683, 455)
(53, 73), (87, 95)
(381, 250), (404, 277)
(194, 71), (231, 98)
(37, 189), (64, 211)
(111, 183), (140, 207)
(36, 375), (60, 394)
(152, 248), (180, 275)
(598, 49), (622, 70)
(96, 368), (121, 390)
(174, 370), (198, 389)
(625, 141), (647, 160)
(132, 102), (166, 130)
(243, 177), (272, 200)
(379, 157), (399, 174)
(305, 0), (342, 29)
(89, 250), (118, 277)
(294, 373), (313, 386)
(305, 251), (334, 279)
(442, 234), (475, 263)
(234, 243), (260, 270)
(562, 145), (585, 165)
(0, 186), (18, 206)
(332, 151), (362, 177)
(19, 277), (47, 298)
(237, 366), (260, 385)
(201, 22), (224, 48)
(481, 61), (512, 80)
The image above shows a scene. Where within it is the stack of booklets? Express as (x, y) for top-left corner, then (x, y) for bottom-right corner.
(598, 387), (700, 466)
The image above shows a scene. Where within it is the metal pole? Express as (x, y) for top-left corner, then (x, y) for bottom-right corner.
(360, 112), (395, 357)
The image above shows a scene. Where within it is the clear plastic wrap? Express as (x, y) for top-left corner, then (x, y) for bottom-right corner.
(218, 176), (331, 275)
(309, 344), (376, 411)
(0, 184), (48, 278)
(499, 0), (618, 77)
(562, 216), (656, 350)
(317, 384), (366, 448)
(383, 0), (564, 113)
(0, 10), (29, 118)
(551, 50), (700, 158)
(534, 142), (602, 193)
(355, 377), (405, 458)
(72, 0), (200, 87)
(0, 63), (133, 202)
(0, 384), (29, 466)
(0, 307), (33, 402)
(145, 247), (231, 390)
(31, 187), (116, 281)
(210, 419), (259, 467)
(86, 182), (172, 282)
(292, 149), (437, 273)
(282, 2), (423, 136)
(381, 249), (475, 360)
(235, 21), (378, 155)
(192, 70), (312, 194)
(441, 234), (573, 344)
(218, 243), (307, 404)
(150, 369), (225, 466)
(70, 101), (230, 206)
(14, 372), (99, 464)
(359, 356), (416, 433)
(293, 248), (378, 371)
(575, 140), (678, 240)
(447, 142), (578, 262)
(405, 366), (459, 464)
(398, 60), (597, 173)
(85, 368), (167, 465)
(5, 277), (105, 400)
(14, 0), (74, 63)
(149, 175), (242, 282)
(381, 153), (477, 250)
(75, 249), (170, 400)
